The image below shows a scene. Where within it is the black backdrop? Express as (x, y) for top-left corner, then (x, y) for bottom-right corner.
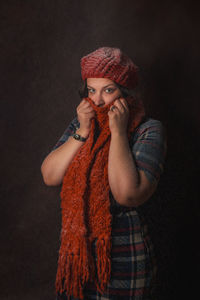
(1, 1), (200, 299)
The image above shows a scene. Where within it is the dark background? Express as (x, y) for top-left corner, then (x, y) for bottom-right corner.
(1, 1), (200, 299)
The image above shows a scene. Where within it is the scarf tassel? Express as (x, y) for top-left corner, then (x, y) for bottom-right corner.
(95, 235), (112, 294)
(56, 238), (95, 299)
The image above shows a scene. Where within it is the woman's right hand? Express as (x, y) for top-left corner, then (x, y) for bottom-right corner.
(76, 99), (95, 137)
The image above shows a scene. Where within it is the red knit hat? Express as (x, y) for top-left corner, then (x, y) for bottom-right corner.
(81, 47), (139, 90)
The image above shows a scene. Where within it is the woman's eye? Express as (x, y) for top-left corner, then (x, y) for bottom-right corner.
(105, 88), (115, 93)
(88, 88), (95, 94)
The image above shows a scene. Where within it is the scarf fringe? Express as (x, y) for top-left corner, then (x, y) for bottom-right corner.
(95, 234), (112, 294)
(56, 238), (95, 300)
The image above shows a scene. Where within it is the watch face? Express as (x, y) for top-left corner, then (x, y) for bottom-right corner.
(74, 134), (80, 140)
(73, 133), (86, 142)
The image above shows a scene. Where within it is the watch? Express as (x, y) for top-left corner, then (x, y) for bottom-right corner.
(72, 132), (88, 142)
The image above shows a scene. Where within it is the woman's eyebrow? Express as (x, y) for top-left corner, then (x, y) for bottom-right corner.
(87, 84), (116, 89)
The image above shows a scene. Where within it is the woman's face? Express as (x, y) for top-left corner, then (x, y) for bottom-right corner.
(86, 78), (122, 107)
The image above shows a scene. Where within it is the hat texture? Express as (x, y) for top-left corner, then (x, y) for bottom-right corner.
(81, 47), (139, 90)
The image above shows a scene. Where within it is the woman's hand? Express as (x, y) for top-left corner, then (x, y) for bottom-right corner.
(76, 99), (95, 137)
(108, 98), (129, 135)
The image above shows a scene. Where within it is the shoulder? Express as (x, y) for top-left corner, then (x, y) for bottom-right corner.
(135, 117), (165, 134)
(130, 117), (167, 183)
(132, 117), (167, 144)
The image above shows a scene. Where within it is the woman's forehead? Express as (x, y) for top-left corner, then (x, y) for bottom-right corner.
(87, 78), (116, 88)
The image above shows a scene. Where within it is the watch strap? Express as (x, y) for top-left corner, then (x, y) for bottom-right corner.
(72, 132), (88, 142)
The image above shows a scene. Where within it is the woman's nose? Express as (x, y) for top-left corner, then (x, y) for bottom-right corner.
(93, 93), (104, 106)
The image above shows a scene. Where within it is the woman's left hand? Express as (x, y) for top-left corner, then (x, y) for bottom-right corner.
(108, 98), (129, 135)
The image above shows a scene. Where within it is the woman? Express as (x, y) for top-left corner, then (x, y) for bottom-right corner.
(41, 47), (167, 299)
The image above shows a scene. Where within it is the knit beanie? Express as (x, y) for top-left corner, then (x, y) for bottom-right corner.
(81, 47), (139, 90)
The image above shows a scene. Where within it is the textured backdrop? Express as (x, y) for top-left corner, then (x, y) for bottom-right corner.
(1, 1), (200, 299)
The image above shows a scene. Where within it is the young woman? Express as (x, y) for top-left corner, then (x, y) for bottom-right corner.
(41, 47), (167, 300)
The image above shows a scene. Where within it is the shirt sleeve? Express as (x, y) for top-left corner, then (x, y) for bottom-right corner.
(51, 118), (80, 152)
(131, 119), (167, 184)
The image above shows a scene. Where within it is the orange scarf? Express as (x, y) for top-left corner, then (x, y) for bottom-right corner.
(55, 96), (145, 299)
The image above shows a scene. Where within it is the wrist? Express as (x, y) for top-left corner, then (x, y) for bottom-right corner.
(76, 128), (90, 139)
(110, 129), (127, 139)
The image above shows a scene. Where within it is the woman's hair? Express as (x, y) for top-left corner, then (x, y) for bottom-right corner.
(78, 79), (135, 99)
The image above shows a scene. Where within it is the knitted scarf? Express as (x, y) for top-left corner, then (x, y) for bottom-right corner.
(55, 96), (146, 299)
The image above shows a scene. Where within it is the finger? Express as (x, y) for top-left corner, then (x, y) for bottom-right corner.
(119, 98), (129, 111)
(110, 105), (117, 112)
(80, 98), (87, 105)
(78, 101), (94, 112)
(110, 104), (122, 115)
(77, 111), (95, 121)
(79, 99), (91, 109)
(113, 99), (125, 112)
(82, 110), (95, 116)
(77, 107), (94, 114)
(108, 110), (114, 117)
